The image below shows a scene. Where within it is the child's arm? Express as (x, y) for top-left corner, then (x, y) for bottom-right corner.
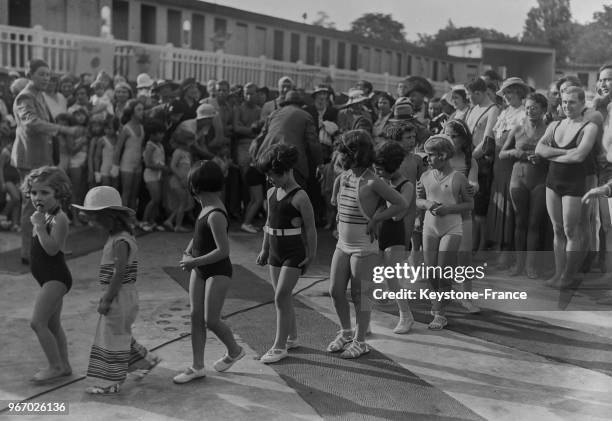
(143, 142), (160, 170)
(183, 239), (194, 255)
(98, 240), (129, 315)
(31, 211), (69, 256)
(294, 190), (317, 273)
(256, 188), (274, 266)
(370, 177), (408, 224)
(87, 136), (97, 184)
(400, 181), (415, 251)
(331, 173), (342, 207)
(416, 175), (437, 211)
(93, 138), (103, 173)
(432, 174), (474, 216)
(113, 126), (128, 166)
(180, 212), (229, 270)
(0, 150), (7, 190)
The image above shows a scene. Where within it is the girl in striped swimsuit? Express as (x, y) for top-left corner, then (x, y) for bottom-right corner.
(74, 186), (160, 394)
(327, 130), (407, 358)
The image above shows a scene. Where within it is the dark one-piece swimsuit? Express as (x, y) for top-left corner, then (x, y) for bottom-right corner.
(30, 207), (72, 292)
(545, 120), (595, 197)
(193, 208), (233, 280)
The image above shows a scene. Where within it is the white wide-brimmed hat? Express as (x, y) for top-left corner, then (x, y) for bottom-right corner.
(136, 73), (155, 89)
(72, 186), (135, 216)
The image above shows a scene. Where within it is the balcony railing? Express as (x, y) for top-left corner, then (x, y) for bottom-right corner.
(0, 24), (448, 96)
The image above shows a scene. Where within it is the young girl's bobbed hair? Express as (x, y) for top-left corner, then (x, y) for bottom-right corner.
(424, 134), (455, 160)
(189, 160), (225, 194)
(257, 143), (299, 175)
(374, 141), (406, 174)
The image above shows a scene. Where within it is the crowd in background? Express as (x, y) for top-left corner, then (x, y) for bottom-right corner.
(2, 59), (612, 302)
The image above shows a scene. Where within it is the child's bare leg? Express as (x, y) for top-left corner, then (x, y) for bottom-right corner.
(329, 248), (352, 331)
(188, 270), (206, 369)
(48, 299), (71, 374)
(350, 253), (380, 342)
(270, 266), (301, 350)
(30, 281), (68, 380)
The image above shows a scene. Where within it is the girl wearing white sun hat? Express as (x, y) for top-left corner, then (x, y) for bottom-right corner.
(73, 186), (160, 395)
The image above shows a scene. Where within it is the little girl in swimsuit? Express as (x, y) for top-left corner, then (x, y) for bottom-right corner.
(373, 141), (415, 334)
(93, 116), (119, 188)
(174, 161), (244, 384)
(113, 99), (145, 211)
(256, 144), (317, 363)
(22, 166), (73, 382)
(417, 135), (474, 329)
(327, 130), (407, 358)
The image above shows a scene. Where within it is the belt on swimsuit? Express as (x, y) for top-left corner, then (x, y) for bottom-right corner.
(264, 226), (302, 236)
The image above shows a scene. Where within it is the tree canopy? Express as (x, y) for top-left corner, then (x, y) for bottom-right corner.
(417, 20), (518, 55)
(522, 0), (574, 63)
(349, 13), (407, 45)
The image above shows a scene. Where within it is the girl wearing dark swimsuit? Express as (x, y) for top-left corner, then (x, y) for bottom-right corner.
(175, 160), (244, 384)
(256, 144), (317, 363)
(22, 166), (73, 383)
(535, 86), (598, 288)
(373, 141), (415, 334)
(500, 93), (549, 278)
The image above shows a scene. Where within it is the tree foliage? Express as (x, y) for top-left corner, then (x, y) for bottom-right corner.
(350, 13), (407, 45)
(417, 20), (518, 55)
(570, 5), (612, 64)
(312, 11), (336, 29)
(522, 0), (574, 63)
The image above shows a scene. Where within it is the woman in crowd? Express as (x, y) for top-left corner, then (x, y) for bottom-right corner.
(500, 93), (549, 278)
(487, 78), (528, 268)
(43, 74), (67, 119)
(113, 82), (133, 124)
(372, 92), (395, 144)
(449, 86), (471, 121)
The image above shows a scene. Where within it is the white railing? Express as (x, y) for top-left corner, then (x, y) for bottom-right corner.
(0, 24), (448, 96)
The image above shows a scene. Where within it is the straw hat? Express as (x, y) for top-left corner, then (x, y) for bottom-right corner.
(72, 186), (135, 216)
(340, 88), (369, 108)
(496, 77), (529, 96)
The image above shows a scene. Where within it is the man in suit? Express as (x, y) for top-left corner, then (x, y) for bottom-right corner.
(252, 91), (322, 189)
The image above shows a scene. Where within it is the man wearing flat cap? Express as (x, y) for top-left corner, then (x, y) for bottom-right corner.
(251, 90), (322, 189)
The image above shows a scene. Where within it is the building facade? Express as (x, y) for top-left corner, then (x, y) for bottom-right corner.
(0, 0), (481, 87)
